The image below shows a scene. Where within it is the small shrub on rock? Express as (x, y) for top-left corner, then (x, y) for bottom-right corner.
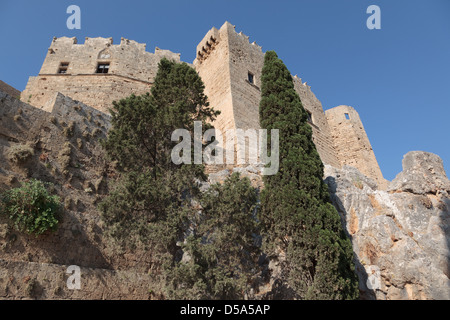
(0, 179), (61, 236)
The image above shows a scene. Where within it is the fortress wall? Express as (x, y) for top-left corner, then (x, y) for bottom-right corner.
(226, 22), (264, 131)
(18, 25), (385, 183)
(326, 105), (387, 188)
(224, 23), (264, 165)
(38, 37), (180, 82)
(193, 25), (236, 137)
(197, 22), (340, 168)
(22, 74), (152, 114)
(0, 80), (20, 99)
(22, 37), (179, 112)
(292, 77), (341, 168)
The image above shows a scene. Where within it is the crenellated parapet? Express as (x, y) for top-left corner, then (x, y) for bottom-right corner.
(22, 37), (181, 112)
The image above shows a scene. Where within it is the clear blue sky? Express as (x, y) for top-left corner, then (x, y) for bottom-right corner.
(1, 0), (449, 181)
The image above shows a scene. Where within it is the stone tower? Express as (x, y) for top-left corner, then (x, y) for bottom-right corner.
(21, 36), (180, 113)
(194, 22), (386, 187)
(193, 23), (341, 166)
(326, 105), (387, 188)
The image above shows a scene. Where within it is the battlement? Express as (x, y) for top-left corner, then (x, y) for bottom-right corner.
(196, 27), (220, 61)
(48, 36), (179, 61)
(292, 75), (310, 89)
(22, 36), (181, 113)
(51, 36), (143, 48)
(226, 22), (263, 53)
(195, 22), (262, 64)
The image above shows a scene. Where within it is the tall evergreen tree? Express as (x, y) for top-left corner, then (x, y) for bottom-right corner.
(258, 51), (359, 299)
(100, 58), (218, 263)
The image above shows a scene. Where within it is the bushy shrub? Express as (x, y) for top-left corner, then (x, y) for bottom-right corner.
(0, 179), (61, 236)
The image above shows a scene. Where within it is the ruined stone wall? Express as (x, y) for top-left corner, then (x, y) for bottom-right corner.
(325, 105), (387, 188)
(22, 36), (180, 112)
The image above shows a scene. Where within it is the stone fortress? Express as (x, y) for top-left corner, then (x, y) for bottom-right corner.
(21, 21), (387, 188)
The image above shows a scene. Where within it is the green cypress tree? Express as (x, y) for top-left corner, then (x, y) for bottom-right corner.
(258, 51), (359, 299)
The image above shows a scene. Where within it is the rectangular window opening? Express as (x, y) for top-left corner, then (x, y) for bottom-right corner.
(306, 110), (313, 123)
(345, 113), (350, 120)
(248, 72), (254, 84)
(58, 62), (69, 74)
(96, 63), (110, 74)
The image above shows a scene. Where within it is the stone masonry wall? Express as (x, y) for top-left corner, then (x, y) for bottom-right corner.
(22, 74), (152, 114)
(22, 36), (180, 113)
(195, 22), (341, 169)
(0, 80), (20, 99)
(0, 88), (159, 299)
(194, 25), (235, 137)
(326, 105), (387, 189)
(292, 76), (341, 168)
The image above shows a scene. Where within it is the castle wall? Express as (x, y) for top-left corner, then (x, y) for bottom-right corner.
(325, 105), (387, 188)
(22, 74), (152, 114)
(22, 36), (180, 112)
(292, 77), (341, 168)
(193, 26), (235, 136)
(226, 22), (264, 131)
(18, 24), (386, 185)
(195, 22), (341, 169)
(0, 80), (20, 99)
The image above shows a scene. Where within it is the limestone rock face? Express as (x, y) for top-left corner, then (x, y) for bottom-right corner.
(388, 151), (450, 195)
(325, 151), (450, 300)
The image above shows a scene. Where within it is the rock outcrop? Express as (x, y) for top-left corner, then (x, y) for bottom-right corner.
(325, 152), (450, 299)
(388, 151), (450, 195)
(202, 153), (450, 300)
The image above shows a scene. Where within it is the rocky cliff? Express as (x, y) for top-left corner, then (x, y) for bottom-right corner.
(325, 152), (450, 299)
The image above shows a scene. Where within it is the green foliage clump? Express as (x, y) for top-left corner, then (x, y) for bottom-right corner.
(165, 173), (260, 299)
(0, 179), (61, 236)
(258, 51), (359, 299)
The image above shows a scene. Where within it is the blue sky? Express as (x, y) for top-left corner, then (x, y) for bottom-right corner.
(0, 0), (449, 181)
